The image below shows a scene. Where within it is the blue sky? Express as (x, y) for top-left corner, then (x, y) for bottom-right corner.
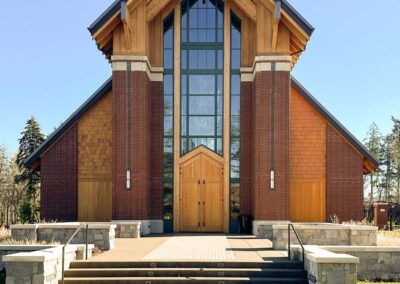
(0, 0), (399, 154)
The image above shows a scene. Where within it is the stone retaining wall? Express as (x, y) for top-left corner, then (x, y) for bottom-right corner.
(11, 223), (116, 250)
(322, 246), (400, 281)
(3, 244), (93, 284)
(273, 224), (377, 249)
(291, 245), (359, 284)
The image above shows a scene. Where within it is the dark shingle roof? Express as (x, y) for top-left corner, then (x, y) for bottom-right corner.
(24, 77), (112, 168)
(291, 77), (380, 168)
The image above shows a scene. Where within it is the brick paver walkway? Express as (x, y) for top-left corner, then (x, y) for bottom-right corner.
(143, 235), (235, 260)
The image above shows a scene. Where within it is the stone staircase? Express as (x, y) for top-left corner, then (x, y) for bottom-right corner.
(61, 259), (307, 283)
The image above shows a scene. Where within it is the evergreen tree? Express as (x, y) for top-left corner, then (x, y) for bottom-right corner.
(379, 134), (396, 202)
(15, 117), (45, 223)
(363, 123), (383, 204)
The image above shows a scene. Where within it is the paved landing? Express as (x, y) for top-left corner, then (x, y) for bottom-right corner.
(143, 235), (235, 260)
(90, 234), (287, 262)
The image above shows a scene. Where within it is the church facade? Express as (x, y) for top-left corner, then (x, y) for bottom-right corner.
(26, 0), (378, 233)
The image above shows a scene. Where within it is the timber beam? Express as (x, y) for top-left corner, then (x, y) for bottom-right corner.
(146, 0), (171, 23)
(232, 0), (256, 23)
(121, 0), (132, 50)
(271, 0), (281, 50)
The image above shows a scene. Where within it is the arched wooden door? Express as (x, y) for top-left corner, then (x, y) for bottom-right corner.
(179, 152), (224, 232)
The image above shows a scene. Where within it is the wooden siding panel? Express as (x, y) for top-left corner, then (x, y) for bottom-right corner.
(78, 91), (112, 221)
(290, 88), (326, 222)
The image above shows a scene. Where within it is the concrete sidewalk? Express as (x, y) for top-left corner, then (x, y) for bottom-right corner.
(90, 234), (287, 262)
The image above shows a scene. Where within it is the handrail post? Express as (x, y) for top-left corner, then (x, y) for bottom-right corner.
(85, 224), (89, 260)
(288, 224), (291, 260)
(61, 245), (65, 284)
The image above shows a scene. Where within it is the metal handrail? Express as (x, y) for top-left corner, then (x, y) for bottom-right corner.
(287, 224), (305, 271)
(61, 223), (89, 284)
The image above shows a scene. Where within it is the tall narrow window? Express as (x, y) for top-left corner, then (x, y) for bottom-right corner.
(230, 12), (241, 233)
(163, 12), (174, 233)
(180, 0), (224, 156)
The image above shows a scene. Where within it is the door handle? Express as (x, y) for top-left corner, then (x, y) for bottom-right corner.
(203, 179), (205, 184)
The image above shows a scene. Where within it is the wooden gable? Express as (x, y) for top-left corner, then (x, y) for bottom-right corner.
(89, 0), (313, 67)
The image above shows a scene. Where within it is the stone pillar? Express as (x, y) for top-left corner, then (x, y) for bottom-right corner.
(242, 56), (291, 221)
(111, 56), (163, 220)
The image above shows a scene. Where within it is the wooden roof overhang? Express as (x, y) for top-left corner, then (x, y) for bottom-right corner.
(88, 0), (314, 66)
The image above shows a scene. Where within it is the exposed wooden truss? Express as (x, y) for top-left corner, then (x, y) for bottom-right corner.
(232, 0), (256, 22)
(121, 1), (132, 50)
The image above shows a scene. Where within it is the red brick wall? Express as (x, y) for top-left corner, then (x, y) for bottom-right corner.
(326, 125), (364, 221)
(150, 81), (163, 219)
(40, 124), (78, 221)
(252, 71), (291, 220)
(240, 81), (253, 215)
(112, 69), (151, 220)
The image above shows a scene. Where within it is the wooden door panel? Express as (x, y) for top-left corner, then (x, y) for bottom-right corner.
(180, 154), (201, 232)
(78, 180), (112, 222)
(201, 154), (223, 232)
(290, 179), (326, 222)
(203, 181), (223, 232)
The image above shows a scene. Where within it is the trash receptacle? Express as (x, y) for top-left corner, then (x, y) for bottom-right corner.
(239, 215), (253, 234)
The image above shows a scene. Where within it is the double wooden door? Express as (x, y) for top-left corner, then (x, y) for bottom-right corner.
(179, 152), (224, 232)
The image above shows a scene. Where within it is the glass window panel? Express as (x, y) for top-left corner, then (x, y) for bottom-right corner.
(217, 75), (223, 95)
(206, 29), (215, 42)
(164, 49), (173, 69)
(189, 96), (215, 115)
(189, 116), (215, 136)
(181, 95), (187, 115)
(164, 96), (173, 115)
(189, 29), (197, 42)
(217, 116), (223, 136)
(217, 29), (223, 42)
(230, 183), (240, 218)
(198, 29), (207, 42)
(189, 8), (197, 28)
(189, 50), (198, 69)
(189, 75), (215, 94)
(231, 75), (240, 95)
(198, 9), (207, 28)
(181, 115), (187, 135)
(164, 28), (173, 48)
(181, 9), (188, 28)
(198, 0), (207, 8)
(164, 138), (173, 153)
(217, 50), (223, 69)
(181, 138), (188, 155)
(231, 96), (240, 115)
(181, 75), (187, 95)
(188, 137), (214, 151)
(163, 153), (173, 178)
(231, 49), (241, 69)
(164, 75), (173, 95)
(182, 28), (187, 42)
(216, 138), (222, 154)
(207, 9), (215, 28)
(181, 50), (187, 69)
(164, 116), (173, 136)
(206, 50), (215, 69)
(217, 95), (223, 115)
(231, 28), (241, 49)
(198, 50), (207, 69)
(231, 115), (240, 137)
(230, 159), (240, 178)
(217, 9), (223, 28)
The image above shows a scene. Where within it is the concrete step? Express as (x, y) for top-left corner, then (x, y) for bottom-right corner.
(69, 260), (303, 269)
(64, 267), (305, 278)
(60, 276), (306, 283)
